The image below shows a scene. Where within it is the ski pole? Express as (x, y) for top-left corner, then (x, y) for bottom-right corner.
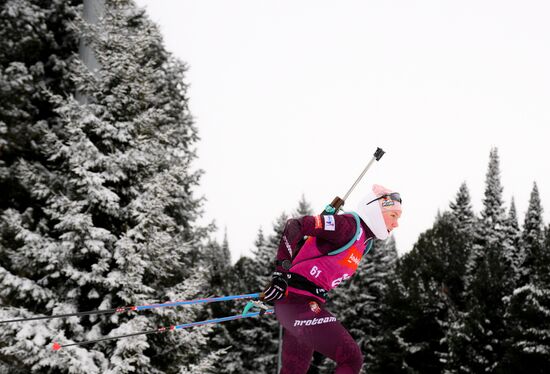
(0, 293), (261, 325)
(323, 147), (385, 215)
(287, 147), (386, 265)
(52, 309), (274, 351)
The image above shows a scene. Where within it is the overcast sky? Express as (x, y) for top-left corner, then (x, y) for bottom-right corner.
(135, 0), (549, 261)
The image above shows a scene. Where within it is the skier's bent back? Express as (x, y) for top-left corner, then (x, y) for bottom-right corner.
(262, 184), (403, 374)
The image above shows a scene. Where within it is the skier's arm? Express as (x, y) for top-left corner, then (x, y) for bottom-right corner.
(275, 214), (357, 271)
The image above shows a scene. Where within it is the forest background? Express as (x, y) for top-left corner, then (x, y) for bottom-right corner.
(0, 1), (549, 373)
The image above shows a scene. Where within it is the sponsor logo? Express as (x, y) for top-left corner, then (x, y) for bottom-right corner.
(309, 301), (321, 315)
(331, 273), (351, 288)
(323, 215), (336, 231)
(381, 197), (395, 207)
(293, 316), (337, 327)
(314, 215), (323, 229)
(337, 246), (363, 271)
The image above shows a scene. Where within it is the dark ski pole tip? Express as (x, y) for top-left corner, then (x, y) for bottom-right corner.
(374, 147), (385, 161)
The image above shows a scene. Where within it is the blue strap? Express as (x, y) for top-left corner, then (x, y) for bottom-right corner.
(327, 212), (362, 256)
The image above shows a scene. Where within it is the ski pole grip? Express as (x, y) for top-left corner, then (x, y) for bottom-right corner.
(330, 196), (345, 211)
(323, 196), (345, 215)
(374, 147), (385, 161)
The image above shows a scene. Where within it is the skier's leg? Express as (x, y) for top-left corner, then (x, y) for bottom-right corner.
(305, 315), (363, 374)
(275, 294), (362, 374)
(279, 328), (314, 374)
(275, 295), (315, 373)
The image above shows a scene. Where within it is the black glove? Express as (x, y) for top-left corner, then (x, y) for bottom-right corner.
(261, 272), (288, 303)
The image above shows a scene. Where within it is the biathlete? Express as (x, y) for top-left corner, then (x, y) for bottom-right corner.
(261, 184), (403, 374)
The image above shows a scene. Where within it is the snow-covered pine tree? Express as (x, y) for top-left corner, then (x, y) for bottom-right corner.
(447, 148), (515, 373)
(503, 182), (549, 373)
(446, 182), (476, 310)
(0, 0), (79, 217)
(0, 0), (93, 372)
(449, 182), (476, 235)
(505, 197), (522, 280)
(293, 194), (314, 218)
(364, 264), (409, 374)
(233, 228), (268, 297)
(216, 214), (285, 374)
(518, 182), (545, 285)
(544, 223), (550, 283)
(203, 228), (232, 297)
(475, 148), (508, 247)
(437, 183), (476, 374)
(385, 211), (463, 374)
(1, 1), (215, 372)
(0, 0), (79, 185)
(210, 229), (265, 374)
(351, 237), (398, 374)
(373, 183), (474, 374)
(199, 230), (234, 373)
(246, 212), (287, 373)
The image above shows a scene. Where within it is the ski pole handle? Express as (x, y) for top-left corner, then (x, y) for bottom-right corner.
(322, 196), (345, 215)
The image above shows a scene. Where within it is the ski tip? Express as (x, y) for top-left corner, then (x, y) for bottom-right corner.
(52, 342), (62, 351)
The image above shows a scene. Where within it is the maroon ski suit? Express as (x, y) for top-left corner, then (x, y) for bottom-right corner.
(274, 213), (375, 374)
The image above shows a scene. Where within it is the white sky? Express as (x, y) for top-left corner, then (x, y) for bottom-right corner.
(135, 0), (550, 261)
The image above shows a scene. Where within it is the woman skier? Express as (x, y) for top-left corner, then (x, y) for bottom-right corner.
(261, 184), (402, 374)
